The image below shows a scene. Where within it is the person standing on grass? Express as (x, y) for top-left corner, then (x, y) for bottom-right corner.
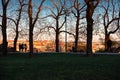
(24, 44), (27, 52)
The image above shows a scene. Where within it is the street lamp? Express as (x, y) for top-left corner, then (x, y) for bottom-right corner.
(64, 9), (69, 52)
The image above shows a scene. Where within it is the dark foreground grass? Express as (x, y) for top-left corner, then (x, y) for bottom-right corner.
(0, 53), (120, 80)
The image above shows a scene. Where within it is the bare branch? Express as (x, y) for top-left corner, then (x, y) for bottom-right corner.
(47, 26), (56, 32)
(79, 9), (86, 14)
(109, 15), (120, 35)
(109, 26), (119, 35)
(107, 18), (120, 27)
(47, 7), (56, 18)
(79, 16), (85, 19)
(59, 19), (66, 29)
(79, 4), (86, 12)
(51, 0), (59, 13)
(33, 0), (46, 25)
(0, 15), (17, 25)
(38, 15), (54, 19)
(71, 10), (77, 17)
(6, 0), (10, 6)
(59, 30), (75, 37)
(94, 0), (100, 8)
(102, 3), (109, 27)
(58, 0), (65, 16)
(111, 0), (115, 19)
(35, 26), (49, 37)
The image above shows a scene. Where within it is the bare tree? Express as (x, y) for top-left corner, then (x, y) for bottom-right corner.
(28, 0), (45, 55)
(84, 0), (100, 56)
(48, 0), (68, 52)
(7, 0), (26, 51)
(102, 0), (120, 51)
(1, 0), (10, 56)
(71, 0), (86, 52)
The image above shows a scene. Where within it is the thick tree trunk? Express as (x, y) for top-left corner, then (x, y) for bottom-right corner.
(28, 0), (45, 56)
(29, 25), (33, 55)
(85, 0), (99, 56)
(56, 30), (59, 52)
(55, 19), (59, 52)
(2, 7), (7, 56)
(2, 27), (7, 56)
(86, 18), (93, 56)
(104, 25), (111, 52)
(28, 0), (33, 57)
(105, 33), (110, 52)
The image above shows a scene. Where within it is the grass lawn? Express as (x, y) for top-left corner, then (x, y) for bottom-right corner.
(0, 53), (120, 80)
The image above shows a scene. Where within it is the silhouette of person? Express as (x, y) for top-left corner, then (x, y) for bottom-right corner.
(23, 44), (27, 52)
(19, 43), (24, 52)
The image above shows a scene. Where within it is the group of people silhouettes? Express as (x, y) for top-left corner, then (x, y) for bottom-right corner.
(18, 39), (113, 53)
(19, 43), (27, 52)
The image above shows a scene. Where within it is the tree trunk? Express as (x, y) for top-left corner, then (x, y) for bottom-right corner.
(28, 0), (45, 56)
(2, 27), (7, 56)
(13, 26), (18, 51)
(56, 30), (59, 52)
(74, 11), (80, 52)
(85, 0), (98, 56)
(105, 32), (110, 52)
(86, 18), (93, 56)
(13, 4), (22, 51)
(2, 7), (7, 56)
(55, 19), (59, 52)
(29, 25), (33, 55)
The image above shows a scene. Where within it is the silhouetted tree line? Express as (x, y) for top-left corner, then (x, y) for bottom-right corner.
(0, 0), (120, 56)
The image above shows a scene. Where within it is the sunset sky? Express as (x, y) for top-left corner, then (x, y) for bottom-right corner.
(0, 0), (120, 42)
